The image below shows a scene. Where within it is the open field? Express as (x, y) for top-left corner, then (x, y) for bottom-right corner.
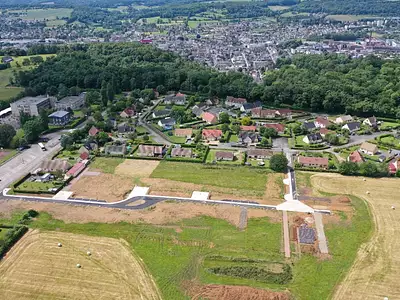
(90, 157), (124, 173)
(115, 159), (160, 178)
(326, 14), (380, 22)
(8, 8), (72, 20)
(269, 5), (291, 11)
(0, 230), (161, 300)
(311, 174), (398, 300)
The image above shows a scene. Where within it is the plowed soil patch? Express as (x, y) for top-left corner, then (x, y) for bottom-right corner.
(115, 159), (160, 177)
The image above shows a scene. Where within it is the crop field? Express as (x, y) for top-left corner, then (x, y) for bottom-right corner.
(326, 14), (380, 22)
(311, 173), (398, 300)
(0, 230), (161, 300)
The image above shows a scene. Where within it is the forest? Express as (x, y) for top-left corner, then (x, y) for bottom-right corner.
(12, 43), (400, 118)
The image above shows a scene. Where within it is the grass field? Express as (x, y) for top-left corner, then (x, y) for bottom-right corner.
(206, 149), (242, 165)
(379, 135), (400, 147)
(268, 5), (291, 11)
(380, 121), (400, 130)
(8, 8), (72, 20)
(311, 174), (398, 300)
(0, 230), (161, 300)
(326, 14), (380, 22)
(90, 157), (124, 173)
(150, 161), (269, 192)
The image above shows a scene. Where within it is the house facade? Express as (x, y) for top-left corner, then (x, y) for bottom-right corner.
(55, 93), (86, 111)
(303, 133), (323, 144)
(11, 95), (54, 117)
(247, 149), (273, 159)
(215, 151), (234, 161)
(202, 129), (222, 141)
(297, 156), (329, 169)
(48, 110), (71, 126)
(359, 142), (378, 155)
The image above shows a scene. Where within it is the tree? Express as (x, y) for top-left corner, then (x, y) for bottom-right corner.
(143, 134), (150, 142)
(219, 112), (230, 124)
(156, 84), (166, 95)
(0, 124), (16, 148)
(396, 169), (400, 178)
(270, 154), (288, 172)
(231, 124), (240, 134)
(221, 123), (230, 133)
(101, 80), (108, 106)
(96, 132), (109, 145)
(107, 82), (115, 102)
(260, 127), (277, 138)
(325, 133), (340, 145)
(241, 117), (252, 126)
(360, 161), (379, 177)
(23, 119), (41, 143)
(339, 161), (359, 175)
(259, 137), (271, 147)
(60, 135), (73, 148)
(93, 111), (103, 122)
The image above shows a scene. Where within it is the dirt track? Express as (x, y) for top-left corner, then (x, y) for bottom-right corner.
(311, 173), (399, 300)
(0, 230), (161, 300)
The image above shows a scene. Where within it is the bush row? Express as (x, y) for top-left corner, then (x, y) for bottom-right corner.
(208, 264), (292, 284)
(0, 226), (28, 259)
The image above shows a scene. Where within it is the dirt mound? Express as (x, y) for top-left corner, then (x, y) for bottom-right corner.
(187, 283), (291, 300)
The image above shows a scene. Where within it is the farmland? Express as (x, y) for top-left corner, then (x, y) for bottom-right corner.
(0, 230), (161, 300)
(311, 174), (398, 300)
(326, 14), (380, 22)
(8, 8), (73, 20)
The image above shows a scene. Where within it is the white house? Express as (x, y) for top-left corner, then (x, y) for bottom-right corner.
(335, 115), (353, 124)
(303, 133), (323, 144)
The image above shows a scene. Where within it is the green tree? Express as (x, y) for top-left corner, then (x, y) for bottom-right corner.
(0, 124), (16, 148)
(231, 124), (240, 134)
(60, 135), (74, 148)
(325, 133), (340, 145)
(339, 161), (359, 175)
(360, 161), (379, 177)
(260, 127), (277, 138)
(23, 119), (41, 143)
(219, 112), (230, 124)
(101, 80), (108, 106)
(143, 134), (150, 142)
(259, 137), (271, 147)
(221, 123), (230, 133)
(86, 91), (101, 105)
(396, 169), (400, 178)
(270, 154), (288, 172)
(241, 117), (252, 126)
(107, 82), (115, 102)
(96, 132), (109, 145)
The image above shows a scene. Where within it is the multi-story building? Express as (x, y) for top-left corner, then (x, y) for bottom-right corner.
(55, 92), (86, 111)
(10, 95), (54, 117)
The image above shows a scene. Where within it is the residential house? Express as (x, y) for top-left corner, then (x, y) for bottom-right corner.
(192, 104), (207, 118)
(118, 122), (134, 134)
(201, 112), (218, 124)
(37, 173), (51, 183)
(297, 156), (329, 169)
(88, 126), (100, 137)
(240, 125), (257, 132)
(247, 149), (273, 159)
(303, 133), (323, 144)
(66, 162), (86, 178)
(1, 56), (13, 63)
(120, 107), (135, 118)
(152, 109), (171, 119)
(79, 152), (90, 161)
(240, 101), (262, 113)
(202, 129), (223, 141)
(105, 144), (127, 156)
(359, 142), (378, 155)
(315, 116), (332, 128)
(238, 131), (260, 145)
(388, 158), (400, 174)
(39, 159), (71, 173)
(342, 122), (361, 133)
(174, 128), (193, 138)
(225, 96), (247, 108)
(10, 95), (54, 117)
(48, 111), (71, 126)
(158, 118), (176, 130)
(78, 146), (90, 155)
(171, 147), (192, 158)
(319, 128), (334, 137)
(264, 123), (285, 134)
(348, 150), (364, 163)
(275, 109), (292, 118)
(55, 93), (86, 111)
(137, 145), (164, 157)
(251, 108), (276, 118)
(215, 151), (234, 161)
(164, 93), (186, 105)
(363, 116), (377, 128)
(335, 115), (353, 124)
(303, 121), (316, 131)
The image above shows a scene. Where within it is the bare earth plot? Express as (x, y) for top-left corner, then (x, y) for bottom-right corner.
(0, 230), (161, 300)
(311, 173), (400, 300)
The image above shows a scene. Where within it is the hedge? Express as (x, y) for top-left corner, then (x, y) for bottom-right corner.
(295, 167), (339, 173)
(0, 226), (28, 259)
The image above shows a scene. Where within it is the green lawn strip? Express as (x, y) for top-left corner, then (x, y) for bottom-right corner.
(16, 181), (63, 192)
(135, 125), (148, 134)
(289, 196), (373, 299)
(151, 161), (268, 192)
(90, 157), (124, 173)
(0, 149), (18, 164)
(380, 122), (400, 130)
(165, 132), (186, 144)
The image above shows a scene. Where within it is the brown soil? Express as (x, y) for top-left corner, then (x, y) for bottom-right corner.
(71, 174), (133, 202)
(115, 160), (160, 178)
(0, 200), (281, 228)
(262, 173), (285, 205)
(186, 281), (291, 300)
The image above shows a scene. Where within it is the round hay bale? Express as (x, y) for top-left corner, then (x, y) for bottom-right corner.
(57, 243), (62, 247)
(366, 191), (370, 194)
(76, 264), (81, 268)
(87, 251), (91, 256)
(363, 178), (366, 181)
(391, 206), (395, 210)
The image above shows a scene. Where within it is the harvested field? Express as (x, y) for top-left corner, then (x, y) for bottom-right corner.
(311, 173), (399, 300)
(0, 230), (161, 300)
(0, 200), (281, 227)
(71, 173), (133, 202)
(187, 282), (291, 300)
(115, 159), (160, 178)
(263, 173), (285, 205)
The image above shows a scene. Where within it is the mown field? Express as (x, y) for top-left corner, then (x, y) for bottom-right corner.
(8, 8), (72, 20)
(326, 14), (380, 21)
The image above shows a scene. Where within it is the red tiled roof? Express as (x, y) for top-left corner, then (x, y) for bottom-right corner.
(202, 129), (222, 138)
(388, 159), (400, 174)
(319, 128), (333, 135)
(80, 152), (89, 160)
(315, 116), (331, 126)
(298, 156), (329, 167)
(240, 125), (257, 132)
(348, 150), (364, 163)
(275, 109), (292, 115)
(264, 123), (285, 132)
(67, 162), (85, 176)
(201, 112), (217, 123)
(88, 126), (99, 136)
(122, 107), (135, 116)
(226, 96), (247, 104)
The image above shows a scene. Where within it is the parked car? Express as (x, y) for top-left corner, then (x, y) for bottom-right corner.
(17, 145), (30, 151)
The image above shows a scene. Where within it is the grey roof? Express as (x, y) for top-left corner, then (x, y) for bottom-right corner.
(239, 131), (259, 142)
(49, 110), (70, 118)
(13, 95), (49, 106)
(307, 133), (322, 141)
(153, 109), (171, 117)
(159, 118), (176, 125)
(57, 93), (86, 104)
(105, 144), (126, 154)
(303, 121), (316, 130)
(345, 122), (361, 131)
(299, 225), (315, 244)
(192, 107), (204, 117)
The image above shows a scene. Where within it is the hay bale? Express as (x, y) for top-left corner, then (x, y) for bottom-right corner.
(87, 251), (91, 256)
(57, 243), (62, 247)
(76, 264), (81, 268)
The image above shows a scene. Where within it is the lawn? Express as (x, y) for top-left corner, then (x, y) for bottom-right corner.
(151, 161), (269, 192)
(228, 134), (239, 142)
(165, 133), (186, 144)
(90, 157), (124, 173)
(338, 145), (359, 159)
(268, 5), (291, 11)
(294, 135), (308, 147)
(46, 19), (67, 27)
(0, 149), (18, 164)
(326, 14), (380, 22)
(280, 12), (309, 18)
(15, 180), (63, 193)
(248, 158), (270, 168)
(379, 135), (400, 147)
(380, 121), (400, 130)
(55, 149), (80, 162)
(206, 149), (242, 165)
